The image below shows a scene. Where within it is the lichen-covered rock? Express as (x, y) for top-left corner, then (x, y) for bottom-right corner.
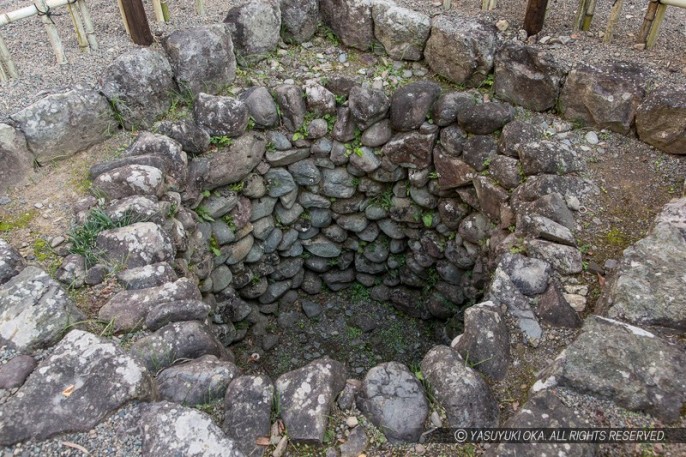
(421, 345), (499, 428)
(494, 42), (569, 112)
(348, 85), (390, 130)
(382, 129), (437, 168)
(0, 123), (34, 188)
(488, 267), (542, 343)
(116, 262), (178, 290)
(498, 253), (551, 297)
(55, 254), (86, 289)
(224, 0), (281, 65)
(453, 301), (510, 380)
(0, 330), (153, 446)
(320, 0), (374, 51)
(162, 24), (236, 96)
(157, 355), (239, 405)
(390, 80), (441, 131)
(91, 164), (165, 201)
(538, 316), (686, 423)
(121, 132), (188, 191)
(372, 1), (430, 61)
(141, 401), (245, 457)
(636, 85), (686, 155)
(223, 375), (274, 457)
(433, 148), (476, 189)
(194, 93), (249, 137)
(0, 238), (24, 285)
(281, 0), (318, 44)
(131, 321), (230, 372)
(100, 48), (176, 130)
(95, 222), (175, 269)
(517, 140), (582, 176)
(274, 85), (307, 132)
(98, 277), (200, 332)
(526, 239), (582, 275)
(559, 61), (645, 134)
(10, 89), (115, 163)
(0, 266), (84, 352)
(356, 361), (428, 443)
(276, 357), (346, 443)
(424, 15), (498, 87)
(596, 197), (686, 331)
(240, 87), (279, 128)
(104, 195), (164, 225)
(458, 102), (514, 135)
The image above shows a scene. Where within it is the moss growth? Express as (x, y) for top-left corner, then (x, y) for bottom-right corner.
(0, 210), (37, 232)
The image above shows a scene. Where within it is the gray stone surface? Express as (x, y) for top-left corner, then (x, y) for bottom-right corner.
(560, 61), (645, 134)
(539, 316), (686, 423)
(141, 401), (245, 457)
(488, 267), (542, 343)
(526, 239), (582, 275)
(0, 238), (24, 285)
(281, 0), (319, 44)
(274, 85), (306, 132)
(597, 197), (686, 331)
(92, 164), (165, 201)
(95, 222), (175, 269)
(517, 140), (581, 176)
(277, 357), (346, 443)
(0, 266), (84, 351)
(157, 355), (239, 405)
(100, 48), (176, 130)
(155, 119), (211, 155)
(0, 123), (34, 189)
(382, 130), (437, 169)
(55, 254), (86, 288)
(162, 24), (236, 96)
(240, 87), (279, 128)
(131, 321), (229, 372)
(145, 299), (212, 331)
(0, 355), (36, 389)
(194, 93), (249, 137)
(372, 1), (430, 61)
(223, 375), (274, 457)
(390, 81), (441, 132)
(116, 262), (178, 290)
(356, 361), (428, 443)
(453, 301), (510, 380)
(458, 102), (514, 135)
(121, 132), (188, 191)
(320, 0), (374, 50)
(424, 15), (498, 87)
(636, 86), (686, 155)
(224, 0), (281, 65)
(421, 345), (499, 428)
(348, 85), (390, 130)
(499, 253), (551, 297)
(0, 330), (153, 446)
(10, 89), (115, 163)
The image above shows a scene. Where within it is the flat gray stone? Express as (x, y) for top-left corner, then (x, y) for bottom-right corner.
(95, 222), (175, 269)
(223, 375), (274, 457)
(157, 355), (239, 405)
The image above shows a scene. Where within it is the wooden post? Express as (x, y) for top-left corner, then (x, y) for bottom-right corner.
(77, 0), (98, 50)
(523, 0), (549, 35)
(34, 0), (67, 64)
(67, 1), (89, 52)
(119, 0), (153, 45)
(196, 0), (205, 16)
(0, 33), (18, 79)
(604, 0), (624, 43)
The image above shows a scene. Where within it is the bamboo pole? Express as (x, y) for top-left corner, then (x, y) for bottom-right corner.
(645, 3), (667, 48)
(77, 0), (97, 50)
(443, 0), (452, 10)
(34, 0), (67, 64)
(160, 0), (170, 21)
(116, 0), (131, 37)
(0, 33), (18, 78)
(152, 0), (165, 22)
(0, 60), (7, 83)
(195, 0), (205, 16)
(481, 0), (497, 10)
(0, 0), (71, 27)
(577, 0), (597, 30)
(604, 0), (624, 42)
(67, 1), (89, 52)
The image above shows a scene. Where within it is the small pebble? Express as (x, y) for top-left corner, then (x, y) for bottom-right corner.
(338, 53), (347, 63)
(585, 131), (599, 145)
(496, 19), (509, 31)
(50, 236), (65, 248)
(346, 416), (358, 428)
(0, 196), (11, 205)
(566, 195), (581, 211)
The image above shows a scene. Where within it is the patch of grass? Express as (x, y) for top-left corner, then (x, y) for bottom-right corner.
(346, 325), (363, 340)
(606, 227), (629, 247)
(349, 282), (370, 302)
(0, 210), (37, 232)
(369, 189), (394, 211)
(209, 235), (221, 257)
(67, 207), (137, 268)
(209, 135), (233, 147)
(195, 206), (215, 222)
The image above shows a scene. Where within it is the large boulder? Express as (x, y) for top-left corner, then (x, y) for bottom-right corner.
(0, 330), (153, 446)
(596, 197), (686, 331)
(240, 87), (279, 128)
(141, 401), (245, 457)
(382, 129), (437, 169)
(0, 266), (84, 352)
(494, 42), (569, 112)
(0, 123), (34, 189)
(274, 85), (307, 132)
(276, 357), (347, 443)
(9, 89), (115, 163)
(91, 164), (165, 201)
(194, 93), (249, 137)
(538, 316), (686, 423)
(157, 355), (240, 405)
(390, 80), (441, 131)
(224, 0), (281, 65)
(281, 0), (318, 44)
(356, 361), (428, 443)
(636, 86), (686, 155)
(223, 375), (274, 457)
(155, 119), (211, 155)
(162, 24), (236, 96)
(100, 48), (176, 130)
(559, 61), (645, 134)
(372, 1), (430, 61)
(95, 222), (175, 269)
(421, 346), (499, 428)
(320, 0), (374, 51)
(424, 15), (498, 87)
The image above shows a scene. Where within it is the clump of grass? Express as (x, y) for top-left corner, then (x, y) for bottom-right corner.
(0, 210), (37, 232)
(67, 207), (137, 267)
